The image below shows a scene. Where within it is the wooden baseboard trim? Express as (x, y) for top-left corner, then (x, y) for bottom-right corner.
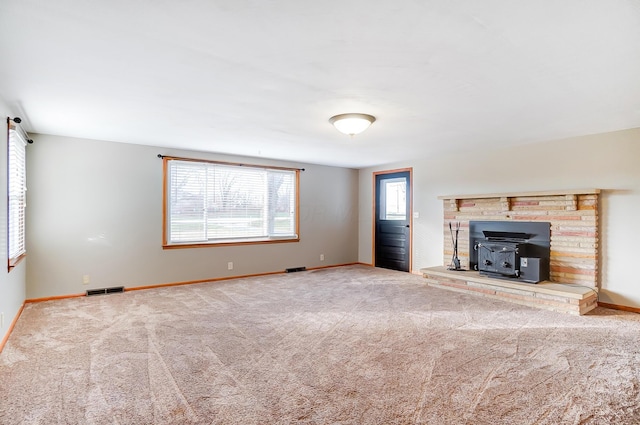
(25, 293), (85, 303)
(0, 302), (25, 354)
(125, 271), (285, 292)
(356, 262), (422, 272)
(124, 263), (362, 292)
(598, 302), (640, 314)
(311, 262), (362, 270)
(22, 263), (364, 302)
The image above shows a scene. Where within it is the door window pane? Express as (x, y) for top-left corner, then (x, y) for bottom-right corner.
(381, 177), (406, 220)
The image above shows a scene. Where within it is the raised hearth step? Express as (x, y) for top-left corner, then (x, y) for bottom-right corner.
(420, 266), (597, 315)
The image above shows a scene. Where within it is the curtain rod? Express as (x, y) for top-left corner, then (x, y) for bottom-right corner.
(157, 154), (305, 172)
(7, 117), (34, 144)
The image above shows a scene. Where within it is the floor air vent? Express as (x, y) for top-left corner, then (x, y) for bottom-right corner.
(285, 266), (307, 273)
(86, 286), (125, 296)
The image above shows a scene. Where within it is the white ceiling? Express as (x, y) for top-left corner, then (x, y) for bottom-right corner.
(1, 1), (639, 168)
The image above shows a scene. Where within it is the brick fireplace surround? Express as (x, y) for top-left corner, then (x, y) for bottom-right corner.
(420, 189), (599, 315)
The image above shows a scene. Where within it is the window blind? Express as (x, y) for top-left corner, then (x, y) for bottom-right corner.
(8, 125), (27, 266)
(166, 159), (297, 245)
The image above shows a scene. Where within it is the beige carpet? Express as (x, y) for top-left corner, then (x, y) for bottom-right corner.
(1, 265), (639, 424)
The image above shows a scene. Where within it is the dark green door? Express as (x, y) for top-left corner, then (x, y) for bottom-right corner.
(375, 170), (411, 272)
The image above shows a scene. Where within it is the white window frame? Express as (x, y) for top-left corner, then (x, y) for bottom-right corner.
(7, 120), (28, 270)
(162, 156), (300, 248)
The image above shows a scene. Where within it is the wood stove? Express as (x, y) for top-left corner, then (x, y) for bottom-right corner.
(469, 221), (550, 283)
(475, 230), (530, 278)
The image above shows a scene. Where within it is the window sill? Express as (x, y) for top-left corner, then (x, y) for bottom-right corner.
(8, 253), (26, 272)
(163, 237), (300, 249)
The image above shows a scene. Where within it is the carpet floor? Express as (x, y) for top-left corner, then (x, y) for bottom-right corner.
(1, 265), (639, 424)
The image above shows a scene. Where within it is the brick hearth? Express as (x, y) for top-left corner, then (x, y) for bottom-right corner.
(421, 266), (598, 315)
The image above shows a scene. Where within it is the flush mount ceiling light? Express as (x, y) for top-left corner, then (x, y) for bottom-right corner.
(329, 113), (376, 136)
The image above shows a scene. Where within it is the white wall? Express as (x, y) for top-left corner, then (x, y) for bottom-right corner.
(26, 134), (359, 299)
(0, 97), (27, 344)
(359, 128), (640, 308)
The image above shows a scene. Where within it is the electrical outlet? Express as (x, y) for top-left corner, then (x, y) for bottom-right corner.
(82, 275), (90, 285)
(320, 254), (325, 261)
(227, 262), (233, 270)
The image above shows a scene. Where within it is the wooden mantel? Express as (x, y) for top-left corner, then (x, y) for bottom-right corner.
(438, 188), (600, 201)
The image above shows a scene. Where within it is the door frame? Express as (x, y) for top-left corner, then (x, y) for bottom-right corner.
(372, 167), (413, 272)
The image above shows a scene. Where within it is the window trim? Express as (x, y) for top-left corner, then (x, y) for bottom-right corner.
(161, 155), (300, 249)
(7, 119), (28, 270)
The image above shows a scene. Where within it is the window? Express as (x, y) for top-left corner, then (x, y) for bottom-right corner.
(7, 120), (27, 269)
(163, 157), (299, 247)
(380, 177), (407, 221)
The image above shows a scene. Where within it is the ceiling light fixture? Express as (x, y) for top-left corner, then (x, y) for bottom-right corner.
(329, 113), (376, 136)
